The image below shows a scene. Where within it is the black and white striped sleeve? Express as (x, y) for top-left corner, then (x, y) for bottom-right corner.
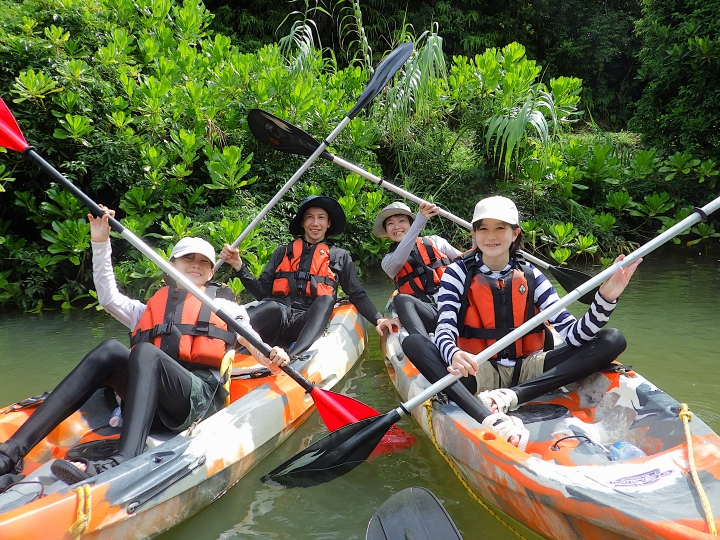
(533, 265), (618, 346)
(432, 259), (469, 365)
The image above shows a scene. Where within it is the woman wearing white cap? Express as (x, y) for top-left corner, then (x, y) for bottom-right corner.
(401, 196), (641, 449)
(373, 201), (462, 337)
(0, 206), (289, 488)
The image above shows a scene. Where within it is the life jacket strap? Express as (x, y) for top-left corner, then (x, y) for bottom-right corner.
(129, 321), (236, 346)
(393, 237), (447, 301)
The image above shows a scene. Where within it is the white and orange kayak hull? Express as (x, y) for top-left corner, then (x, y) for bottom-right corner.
(382, 324), (720, 539)
(0, 303), (366, 539)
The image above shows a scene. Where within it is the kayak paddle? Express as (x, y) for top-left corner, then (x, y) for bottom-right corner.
(213, 42), (414, 271)
(262, 196), (720, 486)
(247, 109), (598, 303)
(366, 487), (463, 540)
(0, 98), (413, 448)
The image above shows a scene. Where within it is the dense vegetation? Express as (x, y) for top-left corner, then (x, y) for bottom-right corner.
(0, 0), (718, 312)
(208, 0), (643, 128)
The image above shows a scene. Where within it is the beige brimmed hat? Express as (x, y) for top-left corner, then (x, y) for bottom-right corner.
(372, 202), (416, 238)
(471, 196), (519, 226)
(170, 237), (216, 265)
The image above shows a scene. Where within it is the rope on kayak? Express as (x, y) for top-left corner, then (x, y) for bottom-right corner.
(423, 398), (527, 540)
(69, 484), (91, 539)
(679, 403), (717, 536)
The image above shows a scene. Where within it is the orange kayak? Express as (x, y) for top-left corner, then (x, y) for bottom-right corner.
(0, 303), (366, 539)
(382, 321), (720, 539)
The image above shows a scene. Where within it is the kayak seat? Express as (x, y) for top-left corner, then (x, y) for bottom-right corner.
(229, 354), (274, 403)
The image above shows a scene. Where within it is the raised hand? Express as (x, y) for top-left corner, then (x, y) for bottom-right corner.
(219, 244), (243, 272)
(87, 205), (115, 243)
(598, 254), (642, 302)
(419, 201), (440, 219)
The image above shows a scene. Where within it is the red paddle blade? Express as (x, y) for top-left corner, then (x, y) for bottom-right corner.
(372, 425), (416, 456)
(311, 388), (382, 430)
(0, 99), (28, 152)
(310, 388), (415, 451)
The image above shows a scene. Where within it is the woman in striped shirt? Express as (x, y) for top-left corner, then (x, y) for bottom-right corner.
(402, 196), (641, 448)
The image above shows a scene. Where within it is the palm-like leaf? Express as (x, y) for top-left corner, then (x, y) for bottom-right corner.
(381, 27), (447, 133)
(486, 89), (552, 178)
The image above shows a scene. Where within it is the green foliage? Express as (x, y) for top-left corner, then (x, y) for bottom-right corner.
(204, 145), (256, 191)
(211, 0), (641, 127)
(542, 223), (578, 250)
(658, 152), (701, 182)
(628, 192), (674, 220)
(0, 0), (718, 312)
(12, 68), (62, 109)
(39, 219), (91, 266)
(632, 0), (720, 162)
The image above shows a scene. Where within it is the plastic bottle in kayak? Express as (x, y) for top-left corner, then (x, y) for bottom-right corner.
(608, 440), (646, 460)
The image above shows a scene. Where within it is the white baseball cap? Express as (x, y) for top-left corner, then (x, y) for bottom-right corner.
(471, 196), (519, 226)
(170, 237), (216, 265)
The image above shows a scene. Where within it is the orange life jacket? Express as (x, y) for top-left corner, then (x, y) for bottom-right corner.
(393, 237), (451, 302)
(129, 284), (236, 369)
(457, 250), (547, 359)
(271, 238), (338, 300)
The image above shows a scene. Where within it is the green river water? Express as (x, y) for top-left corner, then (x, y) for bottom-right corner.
(1, 246), (718, 539)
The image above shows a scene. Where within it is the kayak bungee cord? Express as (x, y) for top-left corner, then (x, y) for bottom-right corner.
(679, 403), (717, 535)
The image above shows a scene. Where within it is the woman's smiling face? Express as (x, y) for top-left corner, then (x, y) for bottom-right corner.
(472, 218), (520, 268)
(171, 252), (214, 287)
(384, 214), (412, 242)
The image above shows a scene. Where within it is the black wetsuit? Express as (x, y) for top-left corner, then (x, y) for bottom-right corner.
(238, 239), (382, 354)
(0, 340), (223, 476)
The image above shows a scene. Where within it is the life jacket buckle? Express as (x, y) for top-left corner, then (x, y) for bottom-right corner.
(150, 322), (175, 338)
(294, 270), (312, 281)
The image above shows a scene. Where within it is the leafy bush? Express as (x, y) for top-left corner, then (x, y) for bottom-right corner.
(1, 0), (718, 312)
(632, 0), (720, 162)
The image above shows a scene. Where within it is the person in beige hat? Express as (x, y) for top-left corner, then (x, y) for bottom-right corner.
(0, 205), (290, 488)
(399, 195), (642, 450)
(373, 201), (462, 337)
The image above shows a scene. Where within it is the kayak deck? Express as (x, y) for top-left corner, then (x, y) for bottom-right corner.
(382, 323), (720, 539)
(0, 303), (366, 539)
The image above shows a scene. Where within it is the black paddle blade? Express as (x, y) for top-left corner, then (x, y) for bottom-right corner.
(548, 265), (598, 304)
(347, 42), (413, 118)
(247, 109), (332, 160)
(366, 487), (463, 540)
(263, 411), (400, 488)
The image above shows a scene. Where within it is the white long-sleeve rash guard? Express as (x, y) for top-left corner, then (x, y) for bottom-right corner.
(91, 240), (271, 366)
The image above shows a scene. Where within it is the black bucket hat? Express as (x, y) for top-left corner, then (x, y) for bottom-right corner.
(289, 195), (346, 238)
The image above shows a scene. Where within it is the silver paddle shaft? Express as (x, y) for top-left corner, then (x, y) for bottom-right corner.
(397, 196), (720, 415)
(213, 117), (351, 271)
(331, 154), (547, 268)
